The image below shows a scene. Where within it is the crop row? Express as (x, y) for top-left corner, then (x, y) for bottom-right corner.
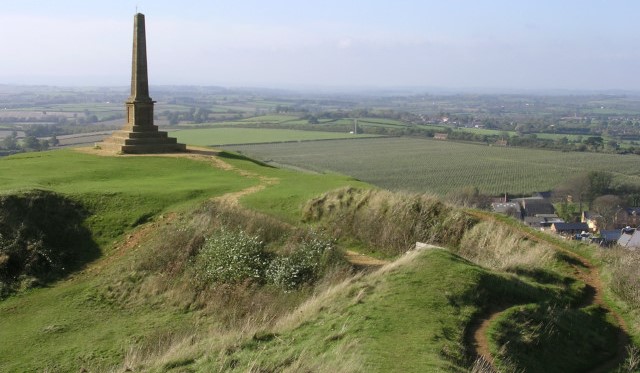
(226, 137), (640, 195)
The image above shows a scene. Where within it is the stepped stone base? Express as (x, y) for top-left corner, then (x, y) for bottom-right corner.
(98, 125), (186, 154)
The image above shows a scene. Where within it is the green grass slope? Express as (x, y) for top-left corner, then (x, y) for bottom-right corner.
(0, 150), (256, 247)
(0, 148), (637, 372)
(0, 148), (368, 372)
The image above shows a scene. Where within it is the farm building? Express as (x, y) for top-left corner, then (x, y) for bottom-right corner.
(515, 198), (556, 217)
(551, 222), (589, 237)
(595, 230), (623, 247)
(524, 215), (564, 230)
(491, 202), (521, 219)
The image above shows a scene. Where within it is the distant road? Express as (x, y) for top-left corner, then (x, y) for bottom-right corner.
(52, 131), (114, 147)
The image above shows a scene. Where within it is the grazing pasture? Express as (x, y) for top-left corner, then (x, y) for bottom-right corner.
(226, 137), (640, 195)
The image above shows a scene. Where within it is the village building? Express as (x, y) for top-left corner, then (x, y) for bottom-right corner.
(617, 227), (640, 249)
(550, 222), (590, 237)
(581, 211), (603, 232)
(524, 215), (564, 230)
(491, 202), (521, 219)
(519, 198), (556, 217)
(595, 230), (622, 247)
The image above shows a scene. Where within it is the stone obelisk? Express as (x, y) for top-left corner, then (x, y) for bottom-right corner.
(101, 13), (186, 153)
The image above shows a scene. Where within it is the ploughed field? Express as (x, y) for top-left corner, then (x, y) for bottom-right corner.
(224, 137), (640, 195)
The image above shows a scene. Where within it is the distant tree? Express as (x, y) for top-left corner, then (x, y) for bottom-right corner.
(22, 136), (41, 151)
(2, 133), (18, 150)
(556, 201), (580, 222)
(586, 171), (613, 205)
(584, 136), (604, 151)
(606, 140), (619, 151)
(39, 139), (49, 150)
(194, 108), (211, 123)
(554, 173), (591, 210)
(591, 195), (624, 229)
(49, 135), (59, 147)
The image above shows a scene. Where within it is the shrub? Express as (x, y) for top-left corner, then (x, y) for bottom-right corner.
(194, 228), (268, 284)
(266, 233), (340, 290)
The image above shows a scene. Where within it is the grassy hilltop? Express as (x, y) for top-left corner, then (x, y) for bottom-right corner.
(0, 148), (638, 372)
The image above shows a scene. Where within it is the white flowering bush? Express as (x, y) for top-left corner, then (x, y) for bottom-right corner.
(194, 228), (268, 284)
(193, 229), (342, 290)
(266, 234), (338, 290)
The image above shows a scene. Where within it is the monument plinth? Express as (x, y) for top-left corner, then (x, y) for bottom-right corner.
(100, 13), (186, 154)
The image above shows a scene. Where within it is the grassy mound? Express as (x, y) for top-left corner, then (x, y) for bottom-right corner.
(0, 190), (98, 297)
(489, 304), (618, 372)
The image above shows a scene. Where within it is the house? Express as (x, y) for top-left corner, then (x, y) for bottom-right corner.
(532, 191), (553, 200)
(617, 227), (640, 249)
(433, 133), (448, 140)
(518, 198), (556, 217)
(491, 202), (521, 219)
(581, 211), (603, 232)
(594, 230), (622, 247)
(550, 222), (589, 237)
(525, 215), (564, 230)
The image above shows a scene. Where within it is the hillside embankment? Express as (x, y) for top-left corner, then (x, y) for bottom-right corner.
(0, 149), (639, 372)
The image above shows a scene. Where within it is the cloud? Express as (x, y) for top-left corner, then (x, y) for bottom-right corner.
(337, 38), (353, 49)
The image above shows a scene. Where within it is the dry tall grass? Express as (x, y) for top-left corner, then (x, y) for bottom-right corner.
(96, 198), (365, 372)
(600, 248), (640, 308)
(456, 221), (554, 272)
(303, 187), (476, 254)
(110, 238), (433, 372)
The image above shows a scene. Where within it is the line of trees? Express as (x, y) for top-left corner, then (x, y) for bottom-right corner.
(553, 171), (640, 227)
(1, 131), (53, 153)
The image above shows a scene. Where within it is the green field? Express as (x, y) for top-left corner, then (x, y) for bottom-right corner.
(170, 127), (377, 146)
(226, 137), (640, 195)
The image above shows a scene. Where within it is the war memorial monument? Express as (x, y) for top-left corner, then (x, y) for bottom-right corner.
(100, 13), (186, 153)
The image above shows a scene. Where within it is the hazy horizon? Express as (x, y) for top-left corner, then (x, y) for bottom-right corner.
(2, 1), (639, 92)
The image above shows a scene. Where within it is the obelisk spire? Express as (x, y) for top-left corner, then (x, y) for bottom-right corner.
(129, 13), (151, 102)
(99, 12), (185, 153)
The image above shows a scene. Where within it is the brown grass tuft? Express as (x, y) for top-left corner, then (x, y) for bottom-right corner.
(303, 187), (476, 254)
(456, 221), (554, 272)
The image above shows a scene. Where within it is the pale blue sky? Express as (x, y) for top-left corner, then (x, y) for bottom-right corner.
(1, 1), (639, 91)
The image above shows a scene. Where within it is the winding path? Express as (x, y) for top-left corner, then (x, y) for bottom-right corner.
(467, 210), (630, 372)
